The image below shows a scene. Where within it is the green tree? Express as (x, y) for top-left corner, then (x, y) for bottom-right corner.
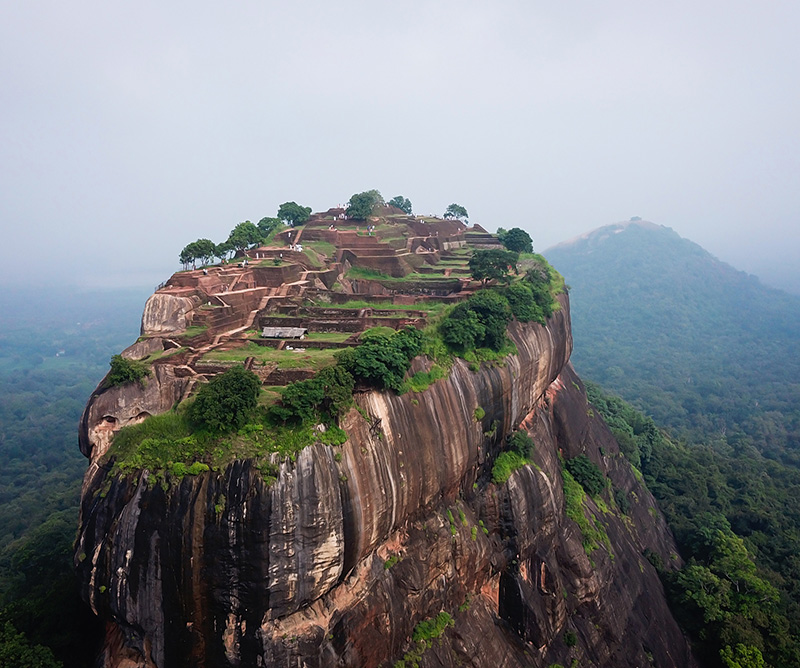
(565, 454), (606, 496)
(444, 203), (468, 221)
(720, 644), (766, 668)
(502, 282), (545, 324)
(179, 241), (198, 269)
(214, 241), (233, 262)
(439, 308), (485, 351)
(272, 365), (355, 424)
(194, 238), (216, 265)
(500, 227), (533, 253)
(0, 623), (61, 668)
(388, 195), (413, 214)
(346, 190), (383, 220)
(180, 239), (220, 268)
(469, 249), (519, 285)
(188, 365), (261, 432)
(106, 355), (150, 387)
(226, 221), (263, 253)
(440, 290), (512, 352)
(335, 327), (421, 391)
(277, 202), (312, 226)
(257, 216), (282, 237)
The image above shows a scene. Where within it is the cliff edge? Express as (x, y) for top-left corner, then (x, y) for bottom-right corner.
(76, 212), (695, 667)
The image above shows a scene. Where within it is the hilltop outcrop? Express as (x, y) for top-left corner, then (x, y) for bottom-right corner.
(76, 211), (696, 667)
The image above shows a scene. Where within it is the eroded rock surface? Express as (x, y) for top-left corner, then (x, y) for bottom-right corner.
(76, 295), (696, 667)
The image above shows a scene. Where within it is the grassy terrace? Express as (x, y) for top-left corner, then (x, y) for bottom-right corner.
(303, 299), (448, 315)
(304, 240), (336, 257)
(203, 341), (339, 369)
(177, 325), (209, 339)
(344, 266), (462, 283)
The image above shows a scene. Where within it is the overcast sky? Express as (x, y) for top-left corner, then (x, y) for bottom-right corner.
(2, 1), (799, 292)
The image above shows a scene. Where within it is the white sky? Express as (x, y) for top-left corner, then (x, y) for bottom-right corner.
(2, 1), (799, 291)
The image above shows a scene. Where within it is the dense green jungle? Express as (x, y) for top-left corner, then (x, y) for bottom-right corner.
(0, 287), (148, 667)
(546, 222), (800, 667)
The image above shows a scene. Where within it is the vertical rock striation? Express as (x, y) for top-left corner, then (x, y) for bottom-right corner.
(76, 294), (696, 667)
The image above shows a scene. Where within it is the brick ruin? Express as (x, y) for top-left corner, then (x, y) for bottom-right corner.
(133, 208), (500, 388)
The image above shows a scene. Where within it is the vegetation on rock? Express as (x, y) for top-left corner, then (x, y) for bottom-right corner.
(277, 201), (312, 226)
(468, 249), (519, 285)
(387, 195), (412, 214)
(226, 221), (263, 253)
(105, 354), (150, 387)
(443, 203), (468, 221)
(440, 289), (512, 352)
(346, 190), (383, 220)
(498, 227), (533, 254)
(188, 365), (261, 432)
(564, 454), (605, 497)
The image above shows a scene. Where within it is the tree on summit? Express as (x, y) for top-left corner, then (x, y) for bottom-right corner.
(499, 227), (533, 254)
(469, 249), (519, 285)
(179, 238), (216, 269)
(257, 216), (282, 237)
(444, 203), (468, 221)
(277, 202), (311, 226)
(388, 195), (413, 215)
(226, 221), (263, 253)
(346, 190), (383, 220)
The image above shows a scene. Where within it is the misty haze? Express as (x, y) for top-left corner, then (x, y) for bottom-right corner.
(2, 3), (799, 667)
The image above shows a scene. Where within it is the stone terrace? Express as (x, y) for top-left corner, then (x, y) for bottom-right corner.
(135, 211), (492, 388)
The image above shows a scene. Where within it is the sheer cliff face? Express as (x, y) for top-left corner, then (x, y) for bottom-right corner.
(76, 295), (696, 668)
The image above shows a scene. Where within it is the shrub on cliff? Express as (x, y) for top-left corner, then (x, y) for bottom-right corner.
(188, 365), (261, 432)
(523, 256), (561, 318)
(492, 451), (527, 484)
(565, 454), (606, 497)
(440, 290), (512, 352)
(501, 282), (545, 324)
(508, 430), (534, 457)
(335, 326), (422, 392)
(106, 355), (150, 387)
(271, 365), (354, 424)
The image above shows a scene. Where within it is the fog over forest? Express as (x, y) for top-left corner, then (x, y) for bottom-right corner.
(2, 2), (799, 294)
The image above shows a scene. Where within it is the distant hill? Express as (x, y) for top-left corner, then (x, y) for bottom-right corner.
(545, 220), (800, 463)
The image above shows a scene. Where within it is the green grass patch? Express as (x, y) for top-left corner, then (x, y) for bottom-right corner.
(304, 331), (352, 342)
(403, 365), (447, 393)
(562, 468), (611, 556)
(203, 341), (338, 370)
(305, 299), (447, 316)
(105, 407), (346, 481)
(302, 248), (323, 268)
(305, 240), (337, 257)
(141, 346), (185, 362)
(178, 325), (209, 339)
(492, 451), (528, 484)
(345, 266), (392, 280)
